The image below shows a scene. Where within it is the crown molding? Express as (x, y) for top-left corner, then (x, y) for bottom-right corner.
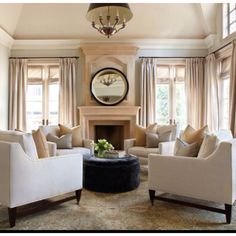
(0, 28), (14, 49)
(12, 39), (81, 50)
(10, 35), (216, 51)
(81, 44), (139, 56)
(79, 38), (209, 50)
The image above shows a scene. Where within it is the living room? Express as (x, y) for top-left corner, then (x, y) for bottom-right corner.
(0, 0), (236, 232)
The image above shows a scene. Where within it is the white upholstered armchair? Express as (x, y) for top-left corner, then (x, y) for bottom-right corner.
(0, 137), (83, 227)
(148, 139), (236, 223)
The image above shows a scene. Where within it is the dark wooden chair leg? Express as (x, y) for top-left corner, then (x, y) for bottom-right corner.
(75, 189), (82, 204)
(225, 204), (232, 224)
(149, 189), (155, 205)
(8, 207), (16, 228)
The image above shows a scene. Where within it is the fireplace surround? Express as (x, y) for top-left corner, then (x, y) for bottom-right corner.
(78, 106), (140, 148)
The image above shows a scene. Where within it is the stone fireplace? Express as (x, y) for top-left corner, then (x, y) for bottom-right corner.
(78, 45), (139, 150)
(78, 106), (140, 148)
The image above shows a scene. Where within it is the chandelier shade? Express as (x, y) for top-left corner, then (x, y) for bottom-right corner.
(86, 3), (133, 38)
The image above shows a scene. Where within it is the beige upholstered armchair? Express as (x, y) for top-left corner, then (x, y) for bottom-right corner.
(124, 124), (178, 165)
(39, 125), (94, 157)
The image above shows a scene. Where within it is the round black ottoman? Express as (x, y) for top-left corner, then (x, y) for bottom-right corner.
(83, 155), (140, 193)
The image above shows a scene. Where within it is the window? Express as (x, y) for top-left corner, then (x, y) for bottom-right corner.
(156, 65), (186, 129)
(223, 3), (236, 38)
(26, 64), (60, 131)
(219, 56), (231, 129)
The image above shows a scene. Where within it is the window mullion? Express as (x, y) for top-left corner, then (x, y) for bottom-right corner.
(45, 66), (49, 125)
(42, 66), (47, 125)
(169, 66), (175, 124)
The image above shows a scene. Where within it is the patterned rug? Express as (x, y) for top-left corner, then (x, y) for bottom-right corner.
(0, 170), (235, 231)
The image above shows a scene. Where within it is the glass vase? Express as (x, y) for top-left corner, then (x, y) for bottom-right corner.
(97, 150), (105, 158)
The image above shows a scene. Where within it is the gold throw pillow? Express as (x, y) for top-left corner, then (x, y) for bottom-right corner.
(59, 124), (82, 147)
(181, 125), (208, 145)
(32, 129), (50, 158)
(135, 125), (146, 146)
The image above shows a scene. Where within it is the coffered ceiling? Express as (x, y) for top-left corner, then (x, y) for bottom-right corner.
(0, 3), (218, 41)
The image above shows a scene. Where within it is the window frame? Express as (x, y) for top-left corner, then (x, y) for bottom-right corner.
(218, 59), (230, 130)
(26, 62), (60, 130)
(156, 63), (186, 127)
(222, 3), (236, 39)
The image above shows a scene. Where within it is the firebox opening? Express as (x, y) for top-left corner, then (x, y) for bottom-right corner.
(95, 125), (124, 150)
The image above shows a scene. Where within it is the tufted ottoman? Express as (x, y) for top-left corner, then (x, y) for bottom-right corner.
(83, 155), (140, 193)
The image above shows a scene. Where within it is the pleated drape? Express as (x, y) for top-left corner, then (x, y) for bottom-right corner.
(185, 58), (205, 129)
(59, 58), (78, 126)
(204, 54), (220, 132)
(8, 59), (27, 131)
(229, 41), (236, 137)
(140, 58), (157, 127)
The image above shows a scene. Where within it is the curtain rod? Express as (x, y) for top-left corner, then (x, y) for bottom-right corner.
(9, 56), (80, 59)
(139, 56), (204, 59)
(211, 41), (233, 54)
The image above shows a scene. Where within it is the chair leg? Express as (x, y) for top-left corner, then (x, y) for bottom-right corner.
(225, 204), (232, 224)
(149, 189), (155, 206)
(75, 189), (82, 204)
(8, 207), (16, 228)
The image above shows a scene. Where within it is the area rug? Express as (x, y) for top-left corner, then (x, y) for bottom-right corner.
(0, 170), (235, 231)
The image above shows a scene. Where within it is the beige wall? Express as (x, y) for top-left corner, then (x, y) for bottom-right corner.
(0, 44), (10, 129)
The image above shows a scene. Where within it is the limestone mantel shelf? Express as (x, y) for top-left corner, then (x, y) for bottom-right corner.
(78, 106), (140, 139)
(78, 106), (140, 115)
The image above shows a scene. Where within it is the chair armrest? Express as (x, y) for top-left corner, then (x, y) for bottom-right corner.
(83, 139), (94, 148)
(47, 141), (57, 156)
(124, 138), (136, 154)
(159, 141), (176, 155)
(83, 139), (94, 155)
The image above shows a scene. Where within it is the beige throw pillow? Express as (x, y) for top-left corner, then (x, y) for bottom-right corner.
(146, 133), (159, 148)
(197, 134), (218, 158)
(146, 130), (172, 148)
(156, 124), (177, 141)
(181, 125), (208, 145)
(174, 138), (199, 157)
(47, 133), (72, 149)
(32, 129), (50, 158)
(135, 123), (160, 146)
(59, 124), (82, 147)
(146, 123), (158, 133)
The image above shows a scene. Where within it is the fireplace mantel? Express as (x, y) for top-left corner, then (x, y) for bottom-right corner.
(78, 106), (140, 139)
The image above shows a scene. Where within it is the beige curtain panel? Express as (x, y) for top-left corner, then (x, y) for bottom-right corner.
(8, 59), (27, 131)
(229, 41), (236, 137)
(140, 58), (157, 127)
(204, 54), (220, 132)
(59, 58), (78, 126)
(185, 58), (205, 129)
